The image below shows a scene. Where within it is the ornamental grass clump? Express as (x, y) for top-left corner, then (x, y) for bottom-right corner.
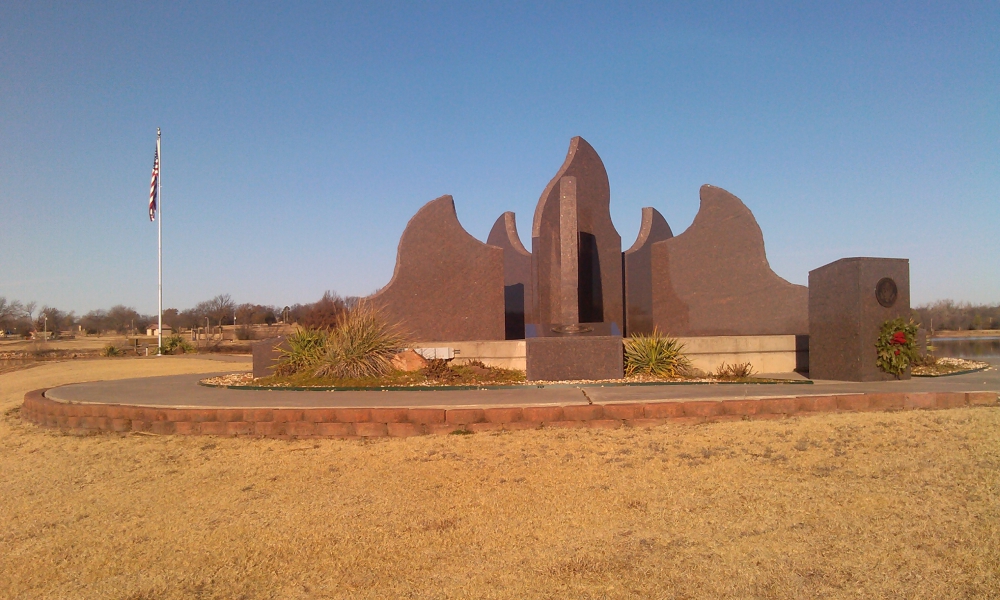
(274, 328), (328, 376)
(312, 302), (406, 379)
(623, 329), (691, 378)
(714, 361), (756, 379)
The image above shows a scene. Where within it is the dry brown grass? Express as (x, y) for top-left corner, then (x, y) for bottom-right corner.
(2, 360), (999, 599)
(0, 335), (131, 353)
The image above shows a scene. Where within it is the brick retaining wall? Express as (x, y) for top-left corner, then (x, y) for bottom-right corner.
(21, 389), (999, 439)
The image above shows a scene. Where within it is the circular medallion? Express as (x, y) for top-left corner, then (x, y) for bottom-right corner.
(550, 324), (594, 335)
(875, 277), (898, 308)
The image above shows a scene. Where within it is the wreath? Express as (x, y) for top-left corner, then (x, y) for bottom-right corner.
(875, 317), (919, 377)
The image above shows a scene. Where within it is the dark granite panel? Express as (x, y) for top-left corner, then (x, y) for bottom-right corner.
(503, 284), (526, 340)
(487, 211), (533, 339)
(650, 185), (808, 336)
(578, 232), (604, 323)
(370, 195), (505, 342)
(623, 207), (673, 335)
(525, 335), (624, 381)
(808, 257), (910, 382)
(795, 334), (810, 373)
(252, 336), (287, 379)
(531, 137), (623, 328)
(558, 176), (580, 324)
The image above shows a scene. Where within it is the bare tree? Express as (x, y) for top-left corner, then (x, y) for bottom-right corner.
(107, 305), (143, 334)
(287, 291), (349, 329)
(0, 297), (27, 333)
(80, 309), (109, 334)
(161, 308), (181, 331)
(35, 306), (73, 338)
(236, 303), (278, 325)
(198, 294), (235, 328)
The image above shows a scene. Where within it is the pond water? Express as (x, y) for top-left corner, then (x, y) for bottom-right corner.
(929, 336), (1000, 360)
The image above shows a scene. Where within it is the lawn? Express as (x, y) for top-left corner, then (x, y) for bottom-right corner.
(1, 359), (998, 598)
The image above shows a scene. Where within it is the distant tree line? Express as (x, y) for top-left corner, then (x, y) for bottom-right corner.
(78, 305), (146, 334)
(1, 291), (361, 338)
(160, 291), (358, 331)
(7, 292), (997, 338)
(913, 300), (1000, 332)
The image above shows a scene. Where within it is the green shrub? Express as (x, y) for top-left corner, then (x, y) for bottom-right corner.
(274, 328), (328, 376)
(313, 302), (406, 379)
(160, 334), (194, 355)
(623, 330), (691, 378)
(875, 317), (920, 377)
(101, 345), (123, 357)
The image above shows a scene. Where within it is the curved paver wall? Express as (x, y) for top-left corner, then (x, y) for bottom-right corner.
(21, 389), (998, 439)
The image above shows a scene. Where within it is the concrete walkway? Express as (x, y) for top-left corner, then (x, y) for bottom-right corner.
(46, 361), (999, 409)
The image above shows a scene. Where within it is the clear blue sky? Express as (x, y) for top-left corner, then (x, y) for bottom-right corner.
(1, 2), (997, 315)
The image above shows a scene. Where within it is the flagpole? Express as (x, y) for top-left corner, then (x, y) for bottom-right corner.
(157, 128), (163, 355)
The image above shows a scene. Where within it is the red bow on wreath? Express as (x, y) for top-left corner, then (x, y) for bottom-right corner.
(890, 331), (907, 345)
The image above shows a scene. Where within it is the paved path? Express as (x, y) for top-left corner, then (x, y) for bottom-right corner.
(46, 361), (999, 409)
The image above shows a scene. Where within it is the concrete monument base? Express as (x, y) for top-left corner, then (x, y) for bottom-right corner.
(525, 323), (624, 381)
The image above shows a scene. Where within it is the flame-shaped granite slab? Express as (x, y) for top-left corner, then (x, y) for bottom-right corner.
(370, 195), (504, 342)
(531, 137), (623, 327)
(624, 207), (673, 335)
(651, 185), (807, 336)
(487, 211), (532, 339)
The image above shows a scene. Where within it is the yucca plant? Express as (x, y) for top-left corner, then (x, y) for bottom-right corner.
(274, 328), (328, 376)
(160, 334), (194, 355)
(623, 329), (691, 378)
(313, 302), (406, 379)
(101, 345), (123, 357)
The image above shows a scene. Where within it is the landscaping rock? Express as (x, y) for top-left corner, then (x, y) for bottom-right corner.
(392, 350), (428, 372)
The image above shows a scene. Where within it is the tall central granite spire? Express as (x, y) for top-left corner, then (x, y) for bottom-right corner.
(530, 137), (623, 329)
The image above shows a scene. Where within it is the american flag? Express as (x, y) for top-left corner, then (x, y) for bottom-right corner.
(148, 139), (159, 221)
